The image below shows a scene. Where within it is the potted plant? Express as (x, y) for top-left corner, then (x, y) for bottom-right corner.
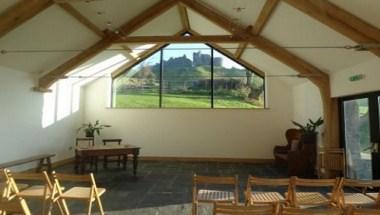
(292, 117), (324, 145)
(77, 120), (111, 138)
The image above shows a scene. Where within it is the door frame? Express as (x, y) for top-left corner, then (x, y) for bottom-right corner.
(339, 91), (380, 148)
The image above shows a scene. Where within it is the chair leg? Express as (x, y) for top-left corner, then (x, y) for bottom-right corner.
(87, 200), (93, 215)
(95, 195), (105, 215)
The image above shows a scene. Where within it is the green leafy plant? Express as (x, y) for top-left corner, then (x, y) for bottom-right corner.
(292, 117), (324, 133)
(77, 120), (111, 137)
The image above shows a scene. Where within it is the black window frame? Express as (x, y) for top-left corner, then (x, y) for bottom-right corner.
(111, 41), (265, 109)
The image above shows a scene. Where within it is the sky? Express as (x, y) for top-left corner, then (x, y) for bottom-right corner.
(134, 43), (244, 69)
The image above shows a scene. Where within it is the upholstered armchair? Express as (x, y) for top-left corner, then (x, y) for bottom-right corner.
(273, 129), (302, 167)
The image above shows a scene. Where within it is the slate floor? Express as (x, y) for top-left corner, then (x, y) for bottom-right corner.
(47, 160), (289, 215)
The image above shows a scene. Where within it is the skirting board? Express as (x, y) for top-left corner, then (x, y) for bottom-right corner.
(139, 156), (274, 164)
(42, 156), (274, 168)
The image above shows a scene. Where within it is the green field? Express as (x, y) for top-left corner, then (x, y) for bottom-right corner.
(114, 93), (262, 109)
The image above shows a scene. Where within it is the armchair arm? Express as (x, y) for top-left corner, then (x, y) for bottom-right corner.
(273, 145), (290, 154)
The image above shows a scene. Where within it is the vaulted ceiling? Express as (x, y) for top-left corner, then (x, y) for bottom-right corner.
(0, 0), (379, 88)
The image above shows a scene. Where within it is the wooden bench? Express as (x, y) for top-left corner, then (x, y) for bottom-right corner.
(0, 154), (55, 173)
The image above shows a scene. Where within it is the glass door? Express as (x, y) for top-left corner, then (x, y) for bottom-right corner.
(340, 91), (380, 179)
(343, 98), (371, 179)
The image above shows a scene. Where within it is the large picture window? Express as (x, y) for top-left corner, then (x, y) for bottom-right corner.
(112, 43), (265, 109)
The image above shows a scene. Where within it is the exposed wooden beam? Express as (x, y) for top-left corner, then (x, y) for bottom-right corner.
(38, 0), (179, 89)
(120, 45), (136, 60)
(114, 35), (243, 43)
(252, 0), (279, 35)
(235, 0), (279, 59)
(57, 3), (104, 37)
(111, 43), (166, 78)
(0, 0), (53, 39)
(283, 0), (380, 57)
(179, 0), (337, 149)
(235, 26), (252, 59)
(178, 4), (190, 31)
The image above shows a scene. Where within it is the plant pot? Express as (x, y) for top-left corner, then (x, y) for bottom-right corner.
(301, 132), (317, 145)
(85, 130), (94, 138)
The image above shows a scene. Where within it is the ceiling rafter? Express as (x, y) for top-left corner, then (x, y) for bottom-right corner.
(283, 0), (380, 57)
(178, 4), (190, 31)
(114, 35), (243, 43)
(57, 2), (104, 37)
(120, 45), (136, 60)
(178, 0), (337, 149)
(235, 0), (279, 59)
(37, 0), (179, 89)
(0, 0), (53, 39)
(111, 43), (166, 78)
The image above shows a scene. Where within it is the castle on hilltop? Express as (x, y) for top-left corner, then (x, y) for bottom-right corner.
(193, 51), (222, 67)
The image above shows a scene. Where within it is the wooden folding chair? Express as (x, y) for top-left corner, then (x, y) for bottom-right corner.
(280, 207), (343, 215)
(345, 205), (380, 215)
(334, 179), (380, 208)
(9, 170), (55, 215)
(288, 176), (341, 208)
(192, 174), (239, 215)
(0, 169), (32, 215)
(213, 202), (276, 215)
(246, 176), (291, 208)
(319, 148), (345, 178)
(51, 172), (106, 215)
(102, 139), (126, 169)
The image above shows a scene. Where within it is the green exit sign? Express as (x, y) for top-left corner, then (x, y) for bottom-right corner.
(349, 74), (365, 82)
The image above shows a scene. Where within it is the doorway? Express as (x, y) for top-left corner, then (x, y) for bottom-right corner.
(340, 91), (380, 179)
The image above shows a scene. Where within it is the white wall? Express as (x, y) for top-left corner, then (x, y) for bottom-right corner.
(83, 78), (294, 159)
(0, 66), (83, 170)
(293, 81), (323, 125)
(331, 57), (380, 97)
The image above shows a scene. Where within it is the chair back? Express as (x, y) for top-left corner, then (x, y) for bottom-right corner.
(213, 203), (274, 215)
(342, 178), (380, 203)
(103, 139), (122, 146)
(290, 177), (343, 207)
(193, 174), (239, 203)
(76, 137), (94, 148)
(281, 207), (342, 215)
(286, 129), (302, 145)
(320, 148), (345, 177)
(0, 169), (32, 215)
(52, 172), (98, 192)
(193, 174), (238, 186)
(246, 176), (291, 201)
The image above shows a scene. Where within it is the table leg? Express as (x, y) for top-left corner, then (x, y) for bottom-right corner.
(123, 155), (127, 171)
(133, 152), (138, 176)
(80, 156), (86, 174)
(46, 157), (52, 173)
(74, 154), (79, 174)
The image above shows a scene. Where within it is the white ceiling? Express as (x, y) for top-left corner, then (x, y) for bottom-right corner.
(330, 0), (380, 29)
(0, 0), (378, 86)
(69, 0), (160, 31)
(261, 1), (375, 74)
(0, 5), (99, 74)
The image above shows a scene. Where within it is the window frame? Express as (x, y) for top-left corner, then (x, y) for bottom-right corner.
(111, 42), (265, 109)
